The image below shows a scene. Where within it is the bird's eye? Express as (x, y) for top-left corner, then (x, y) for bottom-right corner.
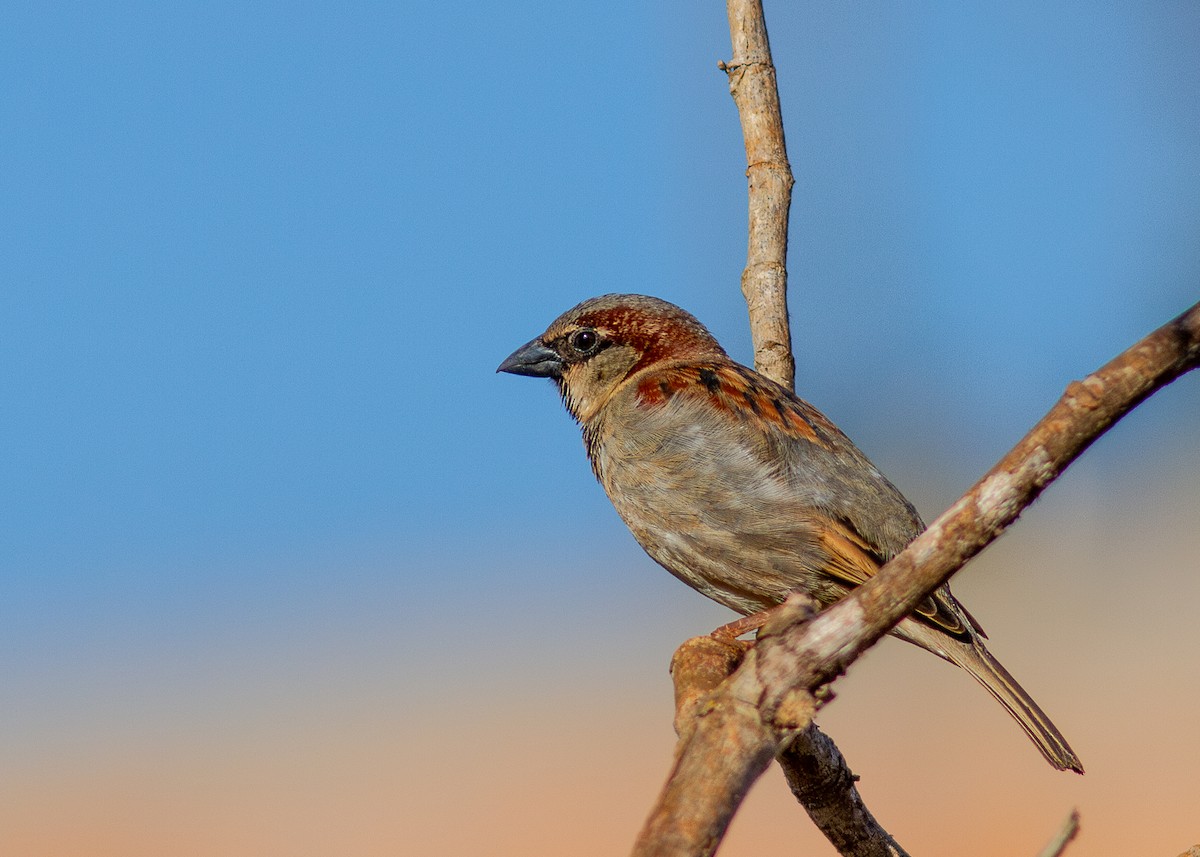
(569, 328), (600, 355)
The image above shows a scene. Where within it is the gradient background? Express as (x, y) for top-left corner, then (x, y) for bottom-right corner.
(3, 2), (1199, 855)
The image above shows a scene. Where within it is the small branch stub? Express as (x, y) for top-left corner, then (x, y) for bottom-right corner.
(1034, 809), (1080, 857)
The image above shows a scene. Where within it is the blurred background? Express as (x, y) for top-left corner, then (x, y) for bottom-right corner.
(2, 2), (1199, 855)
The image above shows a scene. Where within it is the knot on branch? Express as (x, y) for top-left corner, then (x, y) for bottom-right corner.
(742, 260), (787, 281)
(748, 594), (835, 729)
(765, 687), (818, 732)
(781, 727), (862, 801)
(745, 159), (792, 172)
(670, 635), (749, 736)
(1064, 376), (1106, 411)
(717, 58), (774, 73)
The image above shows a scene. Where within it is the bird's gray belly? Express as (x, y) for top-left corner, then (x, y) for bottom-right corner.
(595, 438), (845, 616)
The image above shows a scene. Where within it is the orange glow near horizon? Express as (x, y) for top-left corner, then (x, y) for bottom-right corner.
(3, 471), (1199, 856)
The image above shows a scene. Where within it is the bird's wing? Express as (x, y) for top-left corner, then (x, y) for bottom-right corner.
(816, 513), (973, 639)
(630, 359), (981, 640)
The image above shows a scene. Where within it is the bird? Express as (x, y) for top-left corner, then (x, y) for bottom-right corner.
(497, 293), (1082, 773)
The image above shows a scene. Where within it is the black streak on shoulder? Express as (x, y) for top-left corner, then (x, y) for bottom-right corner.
(697, 368), (722, 393)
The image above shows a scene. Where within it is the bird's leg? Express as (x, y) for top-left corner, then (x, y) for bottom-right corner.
(710, 607), (780, 641)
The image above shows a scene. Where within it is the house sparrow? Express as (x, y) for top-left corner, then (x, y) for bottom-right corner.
(498, 293), (1082, 773)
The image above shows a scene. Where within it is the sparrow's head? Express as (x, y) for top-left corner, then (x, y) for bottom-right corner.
(497, 294), (726, 422)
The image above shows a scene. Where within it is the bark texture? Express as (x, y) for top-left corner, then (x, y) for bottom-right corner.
(723, 0), (795, 391)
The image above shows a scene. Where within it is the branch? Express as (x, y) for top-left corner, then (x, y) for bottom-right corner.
(632, 299), (1200, 857)
(793, 298), (1200, 687)
(778, 726), (911, 857)
(1034, 810), (1080, 857)
(722, 0), (795, 390)
(660, 635), (910, 857)
(633, 597), (818, 857)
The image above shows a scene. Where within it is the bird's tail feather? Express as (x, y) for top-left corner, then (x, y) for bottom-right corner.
(896, 618), (1083, 774)
(951, 640), (1083, 774)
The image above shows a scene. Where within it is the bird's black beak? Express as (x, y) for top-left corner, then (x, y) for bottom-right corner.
(496, 338), (565, 378)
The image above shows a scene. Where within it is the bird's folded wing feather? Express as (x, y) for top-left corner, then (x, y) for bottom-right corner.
(634, 360), (978, 640)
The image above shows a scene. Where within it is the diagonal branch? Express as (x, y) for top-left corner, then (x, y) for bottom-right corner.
(633, 298), (1200, 857)
(703, 2), (1200, 856)
(791, 298), (1200, 688)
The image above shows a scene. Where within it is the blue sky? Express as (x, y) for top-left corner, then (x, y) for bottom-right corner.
(2, 1), (1198, 804)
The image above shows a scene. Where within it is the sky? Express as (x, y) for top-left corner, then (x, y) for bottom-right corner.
(2, 3), (1199, 856)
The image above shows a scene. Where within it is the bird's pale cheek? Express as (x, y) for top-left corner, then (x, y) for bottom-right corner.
(558, 383), (584, 423)
(560, 376), (600, 424)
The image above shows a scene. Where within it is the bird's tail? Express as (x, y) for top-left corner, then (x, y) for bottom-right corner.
(897, 619), (1084, 773)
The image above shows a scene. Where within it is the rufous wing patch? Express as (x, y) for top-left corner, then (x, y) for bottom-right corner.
(817, 515), (969, 639)
(635, 362), (828, 449)
(635, 369), (694, 406)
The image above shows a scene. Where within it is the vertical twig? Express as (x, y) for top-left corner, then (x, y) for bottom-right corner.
(710, 3), (911, 855)
(722, 0), (796, 390)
